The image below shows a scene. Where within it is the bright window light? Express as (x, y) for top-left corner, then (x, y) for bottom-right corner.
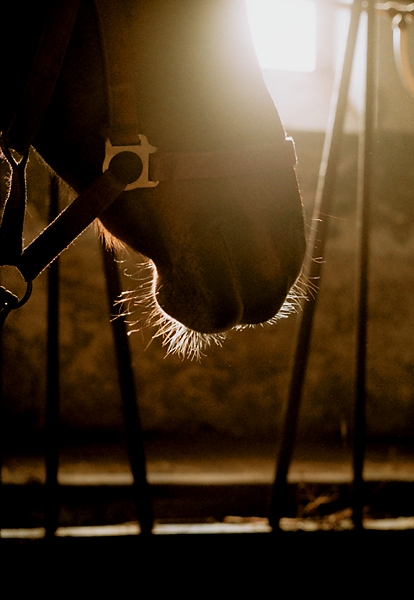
(245, 0), (316, 72)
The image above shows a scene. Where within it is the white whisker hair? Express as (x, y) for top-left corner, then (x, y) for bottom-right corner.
(116, 259), (309, 361)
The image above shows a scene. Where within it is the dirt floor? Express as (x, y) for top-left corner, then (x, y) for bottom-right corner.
(2, 436), (414, 532)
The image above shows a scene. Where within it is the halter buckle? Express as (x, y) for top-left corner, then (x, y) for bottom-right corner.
(103, 135), (159, 190)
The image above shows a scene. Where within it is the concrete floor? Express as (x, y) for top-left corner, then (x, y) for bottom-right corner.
(2, 436), (414, 535)
(3, 436), (414, 486)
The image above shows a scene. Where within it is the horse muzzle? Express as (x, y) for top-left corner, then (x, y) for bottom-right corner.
(100, 170), (306, 335)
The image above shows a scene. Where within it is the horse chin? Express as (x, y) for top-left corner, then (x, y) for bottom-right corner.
(117, 258), (307, 361)
(115, 259), (224, 360)
(153, 272), (293, 334)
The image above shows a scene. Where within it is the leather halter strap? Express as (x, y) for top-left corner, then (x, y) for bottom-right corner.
(94, 0), (141, 147)
(150, 139), (297, 182)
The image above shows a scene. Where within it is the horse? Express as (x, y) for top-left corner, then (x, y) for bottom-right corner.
(0, 0), (306, 358)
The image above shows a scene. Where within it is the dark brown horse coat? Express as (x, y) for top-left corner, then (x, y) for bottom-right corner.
(0, 0), (306, 340)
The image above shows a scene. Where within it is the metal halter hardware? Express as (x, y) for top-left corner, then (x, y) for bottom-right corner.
(103, 136), (159, 190)
(0, 279), (32, 329)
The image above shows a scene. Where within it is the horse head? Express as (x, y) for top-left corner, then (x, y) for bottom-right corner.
(1, 0), (306, 357)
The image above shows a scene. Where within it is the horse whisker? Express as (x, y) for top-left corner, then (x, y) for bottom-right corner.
(112, 259), (309, 361)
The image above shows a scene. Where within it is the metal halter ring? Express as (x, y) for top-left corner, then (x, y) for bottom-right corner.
(0, 279), (33, 310)
(103, 135), (159, 190)
(0, 275), (33, 328)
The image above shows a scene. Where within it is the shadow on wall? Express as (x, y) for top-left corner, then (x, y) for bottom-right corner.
(1, 129), (414, 448)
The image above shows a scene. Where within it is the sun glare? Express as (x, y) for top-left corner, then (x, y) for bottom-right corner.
(245, 0), (316, 72)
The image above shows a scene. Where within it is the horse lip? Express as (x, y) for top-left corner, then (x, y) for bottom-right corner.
(154, 266), (295, 334)
(156, 292), (244, 334)
(154, 270), (244, 334)
(156, 288), (288, 334)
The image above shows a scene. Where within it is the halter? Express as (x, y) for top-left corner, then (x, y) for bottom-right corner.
(0, 0), (297, 320)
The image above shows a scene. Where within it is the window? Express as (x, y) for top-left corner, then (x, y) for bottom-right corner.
(245, 0), (317, 72)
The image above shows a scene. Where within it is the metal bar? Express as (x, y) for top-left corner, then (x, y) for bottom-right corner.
(352, 0), (377, 530)
(392, 13), (414, 99)
(269, 0), (364, 530)
(0, 158), (5, 518)
(101, 245), (154, 535)
(44, 175), (61, 537)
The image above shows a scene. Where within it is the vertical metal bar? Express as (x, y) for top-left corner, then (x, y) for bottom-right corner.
(392, 13), (414, 100)
(44, 175), (61, 537)
(352, 0), (377, 530)
(101, 245), (154, 535)
(269, 0), (363, 530)
(0, 157), (5, 522)
(0, 320), (2, 532)
(0, 156), (6, 482)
